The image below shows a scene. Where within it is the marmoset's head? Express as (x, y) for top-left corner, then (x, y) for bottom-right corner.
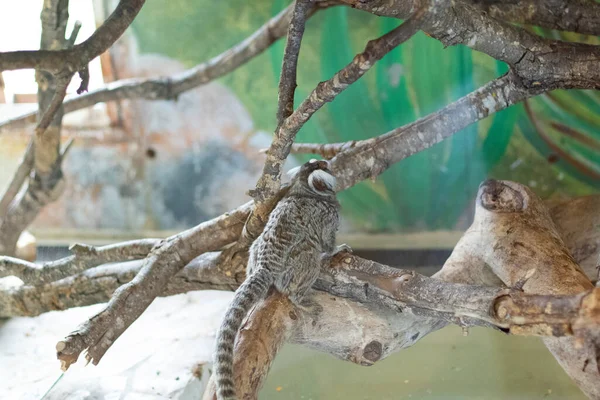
(287, 159), (336, 198)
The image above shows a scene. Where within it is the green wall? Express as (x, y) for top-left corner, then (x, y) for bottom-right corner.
(131, 2), (600, 232)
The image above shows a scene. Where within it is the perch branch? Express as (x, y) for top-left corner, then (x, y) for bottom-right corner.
(0, 2), (322, 134)
(202, 291), (295, 400)
(0, 0), (145, 74)
(2, 194), (596, 317)
(0, 239), (159, 284)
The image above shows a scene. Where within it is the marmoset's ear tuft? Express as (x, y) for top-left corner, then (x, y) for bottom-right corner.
(308, 169), (336, 193)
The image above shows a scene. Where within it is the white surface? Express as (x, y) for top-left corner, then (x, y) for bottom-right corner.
(0, 290), (233, 400)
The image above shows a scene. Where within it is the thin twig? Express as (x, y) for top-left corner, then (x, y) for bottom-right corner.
(67, 21), (83, 47)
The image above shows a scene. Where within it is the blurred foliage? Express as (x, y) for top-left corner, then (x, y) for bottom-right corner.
(131, 1), (599, 232)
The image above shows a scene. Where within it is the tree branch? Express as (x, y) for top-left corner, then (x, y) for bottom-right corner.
(0, 2), (319, 134)
(245, 3), (431, 244)
(35, 73), (72, 137)
(0, 0), (145, 74)
(276, 0), (311, 127)
(472, 0), (600, 36)
(0, 239), (159, 284)
(335, 0), (600, 91)
(0, 142), (34, 219)
(330, 73), (531, 190)
(55, 202), (251, 369)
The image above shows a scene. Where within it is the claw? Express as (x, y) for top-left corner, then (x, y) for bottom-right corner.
(335, 243), (353, 254)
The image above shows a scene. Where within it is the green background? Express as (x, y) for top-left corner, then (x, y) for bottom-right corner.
(131, 2), (600, 232)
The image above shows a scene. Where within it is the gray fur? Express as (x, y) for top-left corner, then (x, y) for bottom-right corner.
(214, 160), (341, 400)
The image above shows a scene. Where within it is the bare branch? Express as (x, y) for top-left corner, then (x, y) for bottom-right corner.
(473, 0), (600, 36)
(0, 252), (234, 318)
(0, 3), (313, 134)
(0, 239), (159, 284)
(0, 0), (145, 74)
(336, 0), (600, 91)
(276, 0), (311, 126)
(67, 20), (83, 48)
(55, 202), (251, 370)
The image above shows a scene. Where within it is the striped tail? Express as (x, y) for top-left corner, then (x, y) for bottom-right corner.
(214, 269), (272, 400)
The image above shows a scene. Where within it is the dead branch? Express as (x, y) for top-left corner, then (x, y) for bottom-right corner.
(2, 192), (595, 317)
(0, 239), (159, 284)
(0, 0), (145, 74)
(2, 186), (599, 400)
(472, 0), (600, 36)
(55, 202), (250, 370)
(0, 9), (84, 220)
(35, 73), (72, 137)
(0, 2), (319, 134)
(549, 195), (600, 279)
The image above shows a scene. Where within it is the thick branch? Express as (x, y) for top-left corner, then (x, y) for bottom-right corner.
(0, 0), (71, 256)
(0, 0), (145, 73)
(473, 0), (600, 36)
(336, 0), (600, 91)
